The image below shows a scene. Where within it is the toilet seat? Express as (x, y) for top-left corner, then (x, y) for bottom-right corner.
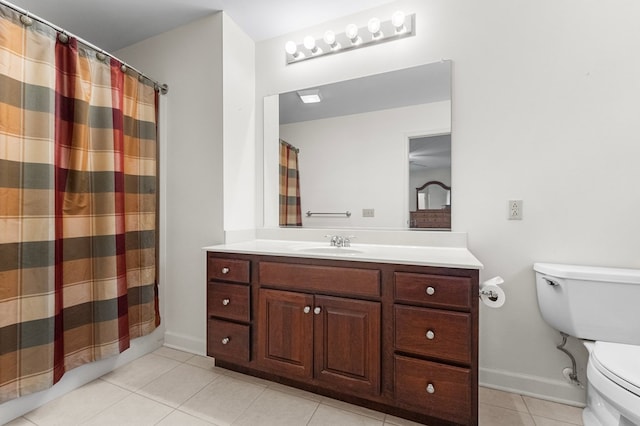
(592, 341), (640, 397)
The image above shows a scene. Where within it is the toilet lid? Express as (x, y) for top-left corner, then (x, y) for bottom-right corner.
(592, 341), (640, 396)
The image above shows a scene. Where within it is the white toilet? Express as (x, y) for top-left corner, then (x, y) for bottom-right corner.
(534, 262), (640, 426)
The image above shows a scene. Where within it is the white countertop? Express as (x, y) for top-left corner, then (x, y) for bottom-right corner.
(203, 239), (483, 270)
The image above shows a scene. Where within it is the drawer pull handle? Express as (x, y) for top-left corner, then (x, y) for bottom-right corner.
(426, 286), (435, 296)
(221, 267), (230, 274)
(314, 307), (322, 315)
(303, 306), (311, 314)
(426, 330), (435, 340)
(426, 383), (435, 394)
(222, 298), (230, 306)
(221, 337), (230, 345)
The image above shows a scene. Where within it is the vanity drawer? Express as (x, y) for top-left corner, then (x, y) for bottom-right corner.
(207, 319), (250, 362)
(395, 355), (471, 425)
(208, 256), (250, 283)
(395, 305), (471, 364)
(259, 262), (380, 298)
(207, 282), (250, 322)
(395, 272), (471, 310)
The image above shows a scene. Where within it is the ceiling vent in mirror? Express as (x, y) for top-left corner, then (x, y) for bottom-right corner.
(297, 89), (322, 104)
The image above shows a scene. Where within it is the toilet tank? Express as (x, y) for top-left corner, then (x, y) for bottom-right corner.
(534, 263), (640, 345)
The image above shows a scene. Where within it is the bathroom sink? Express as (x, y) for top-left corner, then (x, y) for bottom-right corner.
(294, 246), (364, 255)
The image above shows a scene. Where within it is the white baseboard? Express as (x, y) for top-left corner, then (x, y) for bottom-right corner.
(0, 328), (164, 425)
(163, 330), (206, 356)
(480, 366), (586, 407)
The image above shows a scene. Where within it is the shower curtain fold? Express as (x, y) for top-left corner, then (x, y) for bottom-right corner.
(0, 4), (159, 403)
(279, 139), (302, 226)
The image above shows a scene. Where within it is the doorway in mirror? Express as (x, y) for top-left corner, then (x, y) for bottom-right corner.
(409, 135), (451, 230)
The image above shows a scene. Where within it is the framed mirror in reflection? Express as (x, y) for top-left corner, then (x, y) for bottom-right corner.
(265, 60), (452, 230)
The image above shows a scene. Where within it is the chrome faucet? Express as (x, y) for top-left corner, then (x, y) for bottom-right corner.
(326, 234), (342, 247)
(325, 234), (354, 248)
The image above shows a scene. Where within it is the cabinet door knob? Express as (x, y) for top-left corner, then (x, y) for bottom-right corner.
(303, 306), (311, 314)
(313, 307), (322, 315)
(426, 383), (435, 394)
(222, 298), (230, 306)
(426, 330), (435, 340)
(221, 337), (230, 345)
(221, 267), (230, 274)
(426, 286), (435, 296)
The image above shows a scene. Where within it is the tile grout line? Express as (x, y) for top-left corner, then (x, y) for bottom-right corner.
(79, 352), (187, 424)
(304, 402), (322, 426)
(479, 400), (530, 414)
(227, 385), (270, 426)
(169, 374), (228, 424)
(73, 381), (132, 425)
(152, 407), (178, 425)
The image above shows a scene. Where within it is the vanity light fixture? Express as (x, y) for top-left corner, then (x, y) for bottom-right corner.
(297, 89), (322, 104)
(285, 11), (415, 64)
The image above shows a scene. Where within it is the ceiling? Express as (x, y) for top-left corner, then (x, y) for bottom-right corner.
(410, 135), (451, 171)
(279, 62), (451, 125)
(6, 0), (397, 51)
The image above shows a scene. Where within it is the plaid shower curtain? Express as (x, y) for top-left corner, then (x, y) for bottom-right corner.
(279, 140), (301, 226)
(0, 5), (159, 403)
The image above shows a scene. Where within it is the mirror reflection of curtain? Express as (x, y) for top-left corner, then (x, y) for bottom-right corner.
(0, 5), (159, 403)
(279, 140), (302, 226)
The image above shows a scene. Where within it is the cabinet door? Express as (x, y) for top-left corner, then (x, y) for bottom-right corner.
(257, 288), (314, 379)
(314, 295), (381, 396)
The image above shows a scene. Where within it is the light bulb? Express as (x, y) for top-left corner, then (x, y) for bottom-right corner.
(392, 11), (406, 33)
(323, 30), (336, 46)
(345, 24), (358, 40)
(285, 40), (297, 55)
(368, 18), (381, 35)
(303, 36), (322, 55)
(323, 30), (341, 50)
(303, 36), (316, 51)
(285, 40), (305, 60)
(345, 23), (361, 45)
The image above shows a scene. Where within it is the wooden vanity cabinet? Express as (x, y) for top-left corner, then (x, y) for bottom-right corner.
(393, 272), (475, 424)
(258, 288), (381, 395)
(257, 288), (314, 379)
(206, 256), (251, 362)
(206, 252), (479, 426)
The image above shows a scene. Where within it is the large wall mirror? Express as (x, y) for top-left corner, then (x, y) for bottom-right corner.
(264, 60), (452, 230)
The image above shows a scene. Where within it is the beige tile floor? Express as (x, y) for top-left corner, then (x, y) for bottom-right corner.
(6, 347), (584, 426)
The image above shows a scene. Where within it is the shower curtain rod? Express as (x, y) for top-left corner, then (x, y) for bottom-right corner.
(1, 0), (168, 94)
(280, 139), (300, 153)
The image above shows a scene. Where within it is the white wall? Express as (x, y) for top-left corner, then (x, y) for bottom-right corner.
(223, 14), (256, 231)
(117, 13), (225, 354)
(256, 0), (640, 405)
(279, 102), (450, 228)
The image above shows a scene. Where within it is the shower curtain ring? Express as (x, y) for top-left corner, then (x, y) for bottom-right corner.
(20, 12), (33, 26)
(58, 32), (69, 44)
